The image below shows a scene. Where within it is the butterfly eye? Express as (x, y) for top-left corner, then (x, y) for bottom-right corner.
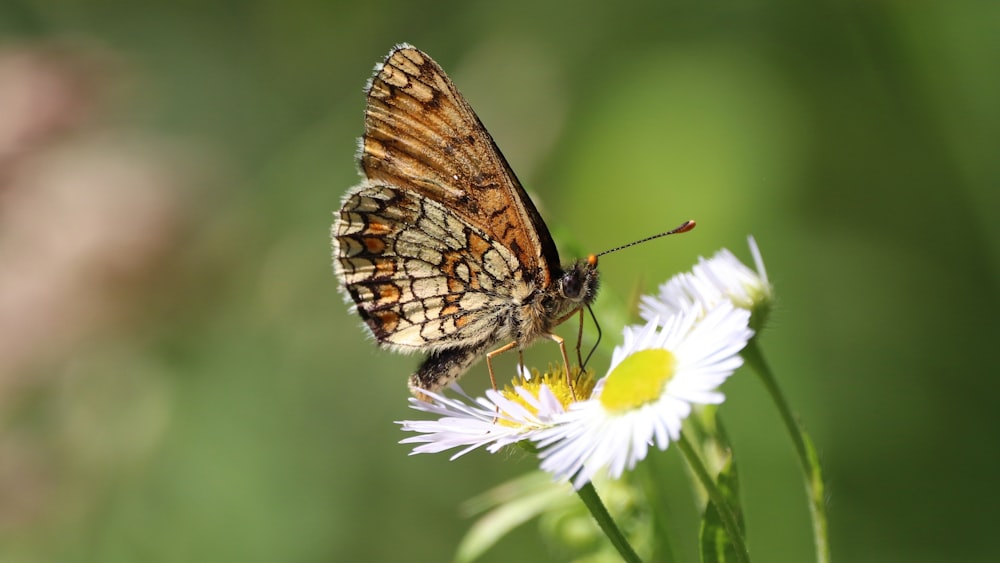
(560, 273), (582, 299)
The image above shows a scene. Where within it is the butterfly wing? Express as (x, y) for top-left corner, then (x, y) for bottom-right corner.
(334, 182), (523, 352)
(359, 44), (561, 287)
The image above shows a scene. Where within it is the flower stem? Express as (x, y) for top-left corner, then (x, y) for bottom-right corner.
(743, 339), (830, 563)
(575, 482), (643, 563)
(676, 435), (750, 563)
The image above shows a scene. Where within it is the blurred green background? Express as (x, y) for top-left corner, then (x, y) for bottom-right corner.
(1, 1), (997, 562)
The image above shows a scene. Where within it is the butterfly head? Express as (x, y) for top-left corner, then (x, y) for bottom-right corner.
(547, 254), (600, 320)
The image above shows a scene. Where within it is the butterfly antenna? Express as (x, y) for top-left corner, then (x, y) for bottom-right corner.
(595, 220), (696, 258)
(579, 220), (692, 372)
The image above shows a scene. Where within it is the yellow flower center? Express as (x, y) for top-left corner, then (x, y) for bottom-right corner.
(497, 365), (596, 427)
(599, 349), (676, 412)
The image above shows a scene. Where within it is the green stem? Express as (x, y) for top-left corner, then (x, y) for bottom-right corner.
(575, 481), (643, 563)
(743, 339), (830, 563)
(676, 436), (750, 563)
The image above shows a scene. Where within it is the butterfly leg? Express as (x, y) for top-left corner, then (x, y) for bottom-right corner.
(486, 341), (519, 392)
(544, 333), (578, 401)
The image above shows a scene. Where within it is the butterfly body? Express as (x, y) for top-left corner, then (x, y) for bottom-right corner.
(333, 45), (598, 398)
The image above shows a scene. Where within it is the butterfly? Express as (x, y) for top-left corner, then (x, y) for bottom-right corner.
(333, 44), (655, 400)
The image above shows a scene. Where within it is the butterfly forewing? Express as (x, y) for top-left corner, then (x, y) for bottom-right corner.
(361, 45), (560, 285)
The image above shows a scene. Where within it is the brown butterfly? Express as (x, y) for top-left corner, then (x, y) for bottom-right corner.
(332, 44), (690, 400)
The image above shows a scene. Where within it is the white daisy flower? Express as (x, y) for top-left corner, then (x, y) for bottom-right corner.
(532, 302), (753, 489)
(640, 236), (772, 328)
(397, 371), (595, 459)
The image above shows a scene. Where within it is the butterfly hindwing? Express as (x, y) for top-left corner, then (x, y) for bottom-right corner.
(335, 182), (524, 351)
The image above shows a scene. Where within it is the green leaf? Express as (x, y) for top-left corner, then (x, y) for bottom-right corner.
(690, 409), (747, 563)
(455, 472), (572, 563)
(699, 453), (743, 563)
